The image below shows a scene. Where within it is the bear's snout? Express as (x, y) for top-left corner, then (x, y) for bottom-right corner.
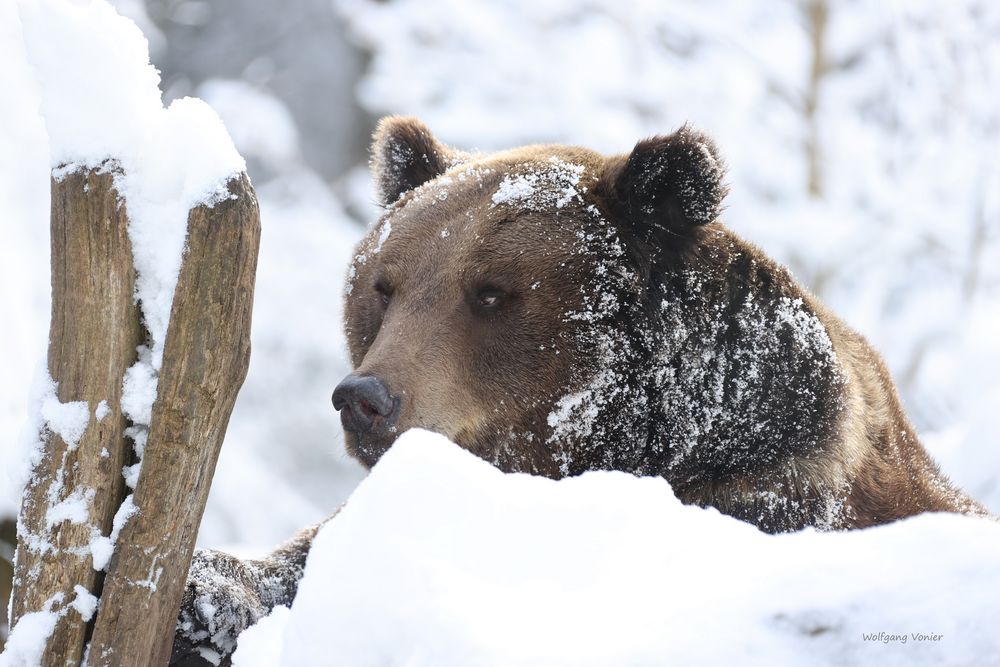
(332, 374), (399, 437)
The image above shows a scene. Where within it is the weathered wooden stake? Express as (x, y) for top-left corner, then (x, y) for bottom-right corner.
(9, 167), (259, 666)
(10, 167), (142, 664)
(86, 173), (260, 665)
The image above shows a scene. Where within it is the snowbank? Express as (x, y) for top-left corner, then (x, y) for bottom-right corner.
(233, 429), (1000, 667)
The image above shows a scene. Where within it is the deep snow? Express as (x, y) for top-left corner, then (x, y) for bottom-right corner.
(232, 429), (1000, 667)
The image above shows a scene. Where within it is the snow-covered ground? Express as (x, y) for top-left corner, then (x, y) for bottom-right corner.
(233, 430), (1000, 667)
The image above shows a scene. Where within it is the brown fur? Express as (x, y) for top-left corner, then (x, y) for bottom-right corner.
(665, 233), (990, 528)
(345, 115), (990, 531)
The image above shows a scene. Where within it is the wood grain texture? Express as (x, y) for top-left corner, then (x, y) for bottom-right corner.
(10, 167), (142, 664)
(87, 172), (260, 666)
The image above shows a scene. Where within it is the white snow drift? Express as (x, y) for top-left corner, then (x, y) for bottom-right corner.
(233, 429), (1000, 667)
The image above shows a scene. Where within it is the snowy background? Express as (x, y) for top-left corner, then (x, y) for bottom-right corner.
(1, 0), (999, 655)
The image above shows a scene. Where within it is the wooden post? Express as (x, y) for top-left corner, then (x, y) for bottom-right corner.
(9, 167), (142, 663)
(86, 173), (260, 665)
(8, 168), (259, 666)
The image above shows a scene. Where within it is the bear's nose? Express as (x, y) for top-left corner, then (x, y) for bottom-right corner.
(332, 374), (397, 434)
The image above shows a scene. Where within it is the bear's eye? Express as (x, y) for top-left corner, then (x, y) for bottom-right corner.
(374, 280), (392, 306)
(475, 287), (506, 310)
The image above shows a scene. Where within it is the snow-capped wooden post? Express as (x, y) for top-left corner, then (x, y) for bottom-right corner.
(86, 172), (260, 665)
(9, 166), (143, 663)
(8, 168), (258, 665)
(12, 3), (259, 663)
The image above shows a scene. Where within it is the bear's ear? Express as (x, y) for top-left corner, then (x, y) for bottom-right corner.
(598, 124), (728, 247)
(370, 116), (465, 206)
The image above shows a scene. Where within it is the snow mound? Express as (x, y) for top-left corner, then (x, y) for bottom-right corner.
(235, 429), (1000, 667)
(230, 605), (290, 667)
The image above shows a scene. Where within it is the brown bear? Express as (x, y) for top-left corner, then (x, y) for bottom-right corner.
(170, 117), (990, 665)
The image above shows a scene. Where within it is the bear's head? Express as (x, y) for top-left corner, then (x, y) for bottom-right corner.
(334, 116), (728, 476)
